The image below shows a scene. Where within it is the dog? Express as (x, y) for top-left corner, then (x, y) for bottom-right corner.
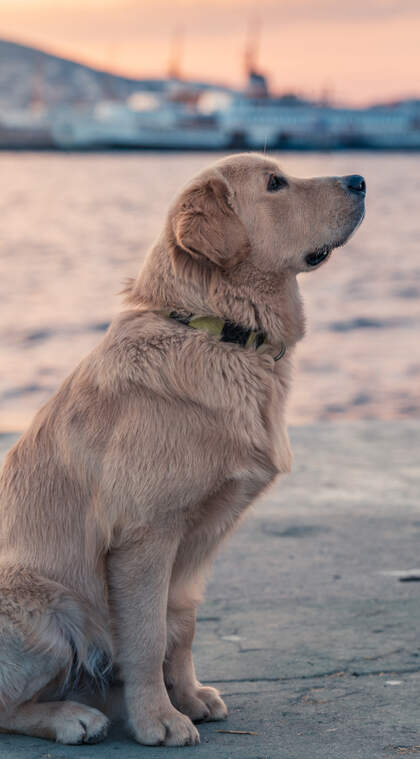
(0, 153), (365, 746)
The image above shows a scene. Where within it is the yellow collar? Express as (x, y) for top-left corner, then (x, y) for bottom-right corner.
(164, 311), (286, 362)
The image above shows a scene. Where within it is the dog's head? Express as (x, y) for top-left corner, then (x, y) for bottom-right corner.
(168, 153), (365, 280)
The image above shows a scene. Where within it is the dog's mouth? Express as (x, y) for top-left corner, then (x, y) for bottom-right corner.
(304, 246), (331, 268)
(304, 201), (366, 271)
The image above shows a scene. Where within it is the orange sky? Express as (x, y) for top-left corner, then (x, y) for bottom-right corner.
(0, 0), (419, 104)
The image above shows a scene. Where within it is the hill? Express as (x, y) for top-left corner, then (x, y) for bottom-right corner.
(0, 38), (168, 109)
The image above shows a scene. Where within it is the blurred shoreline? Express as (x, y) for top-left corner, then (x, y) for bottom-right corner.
(2, 38), (420, 152)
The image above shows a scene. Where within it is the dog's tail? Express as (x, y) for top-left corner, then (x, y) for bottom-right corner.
(0, 565), (112, 709)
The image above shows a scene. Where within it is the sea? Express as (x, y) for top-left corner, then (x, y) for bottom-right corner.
(0, 151), (419, 433)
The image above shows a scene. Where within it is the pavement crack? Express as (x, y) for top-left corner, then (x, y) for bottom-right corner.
(211, 665), (420, 685)
(350, 646), (405, 663)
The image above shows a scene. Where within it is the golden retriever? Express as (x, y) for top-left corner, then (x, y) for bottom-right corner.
(0, 153), (365, 746)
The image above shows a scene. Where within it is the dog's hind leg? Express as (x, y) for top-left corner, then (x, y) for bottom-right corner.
(0, 700), (109, 744)
(0, 632), (110, 745)
(0, 565), (111, 743)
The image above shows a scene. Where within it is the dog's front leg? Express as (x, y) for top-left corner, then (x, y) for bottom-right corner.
(107, 535), (200, 747)
(163, 464), (278, 722)
(165, 602), (227, 723)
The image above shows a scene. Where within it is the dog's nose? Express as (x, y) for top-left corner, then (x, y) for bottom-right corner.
(344, 174), (366, 195)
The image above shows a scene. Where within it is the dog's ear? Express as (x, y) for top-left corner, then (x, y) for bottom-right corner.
(171, 174), (250, 274)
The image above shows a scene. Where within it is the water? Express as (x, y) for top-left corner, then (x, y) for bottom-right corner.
(0, 151), (419, 433)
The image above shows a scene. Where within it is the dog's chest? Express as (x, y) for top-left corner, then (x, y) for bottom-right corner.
(202, 383), (291, 533)
(224, 365), (292, 475)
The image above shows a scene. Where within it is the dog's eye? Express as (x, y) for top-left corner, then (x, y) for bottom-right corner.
(267, 174), (288, 192)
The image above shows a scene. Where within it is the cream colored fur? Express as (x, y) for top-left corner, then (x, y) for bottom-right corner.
(0, 153), (364, 746)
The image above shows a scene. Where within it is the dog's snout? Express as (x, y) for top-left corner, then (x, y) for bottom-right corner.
(344, 174), (366, 196)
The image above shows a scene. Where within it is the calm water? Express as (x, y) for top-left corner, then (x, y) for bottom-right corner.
(0, 151), (419, 433)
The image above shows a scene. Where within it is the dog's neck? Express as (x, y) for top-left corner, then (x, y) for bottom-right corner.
(124, 239), (306, 351)
(211, 260), (305, 349)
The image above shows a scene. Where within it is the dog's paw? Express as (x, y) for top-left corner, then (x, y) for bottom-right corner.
(175, 684), (228, 723)
(196, 686), (228, 721)
(53, 702), (109, 745)
(132, 707), (200, 747)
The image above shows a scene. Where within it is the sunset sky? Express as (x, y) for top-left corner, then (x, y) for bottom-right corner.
(0, 0), (419, 104)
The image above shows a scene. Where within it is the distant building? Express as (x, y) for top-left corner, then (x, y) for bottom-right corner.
(245, 70), (270, 100)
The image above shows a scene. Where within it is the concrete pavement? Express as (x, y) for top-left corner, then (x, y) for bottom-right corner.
(0, 422), (419, 758)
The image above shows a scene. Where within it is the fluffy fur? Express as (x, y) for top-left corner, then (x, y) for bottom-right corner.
(0, 153), (365, 746)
